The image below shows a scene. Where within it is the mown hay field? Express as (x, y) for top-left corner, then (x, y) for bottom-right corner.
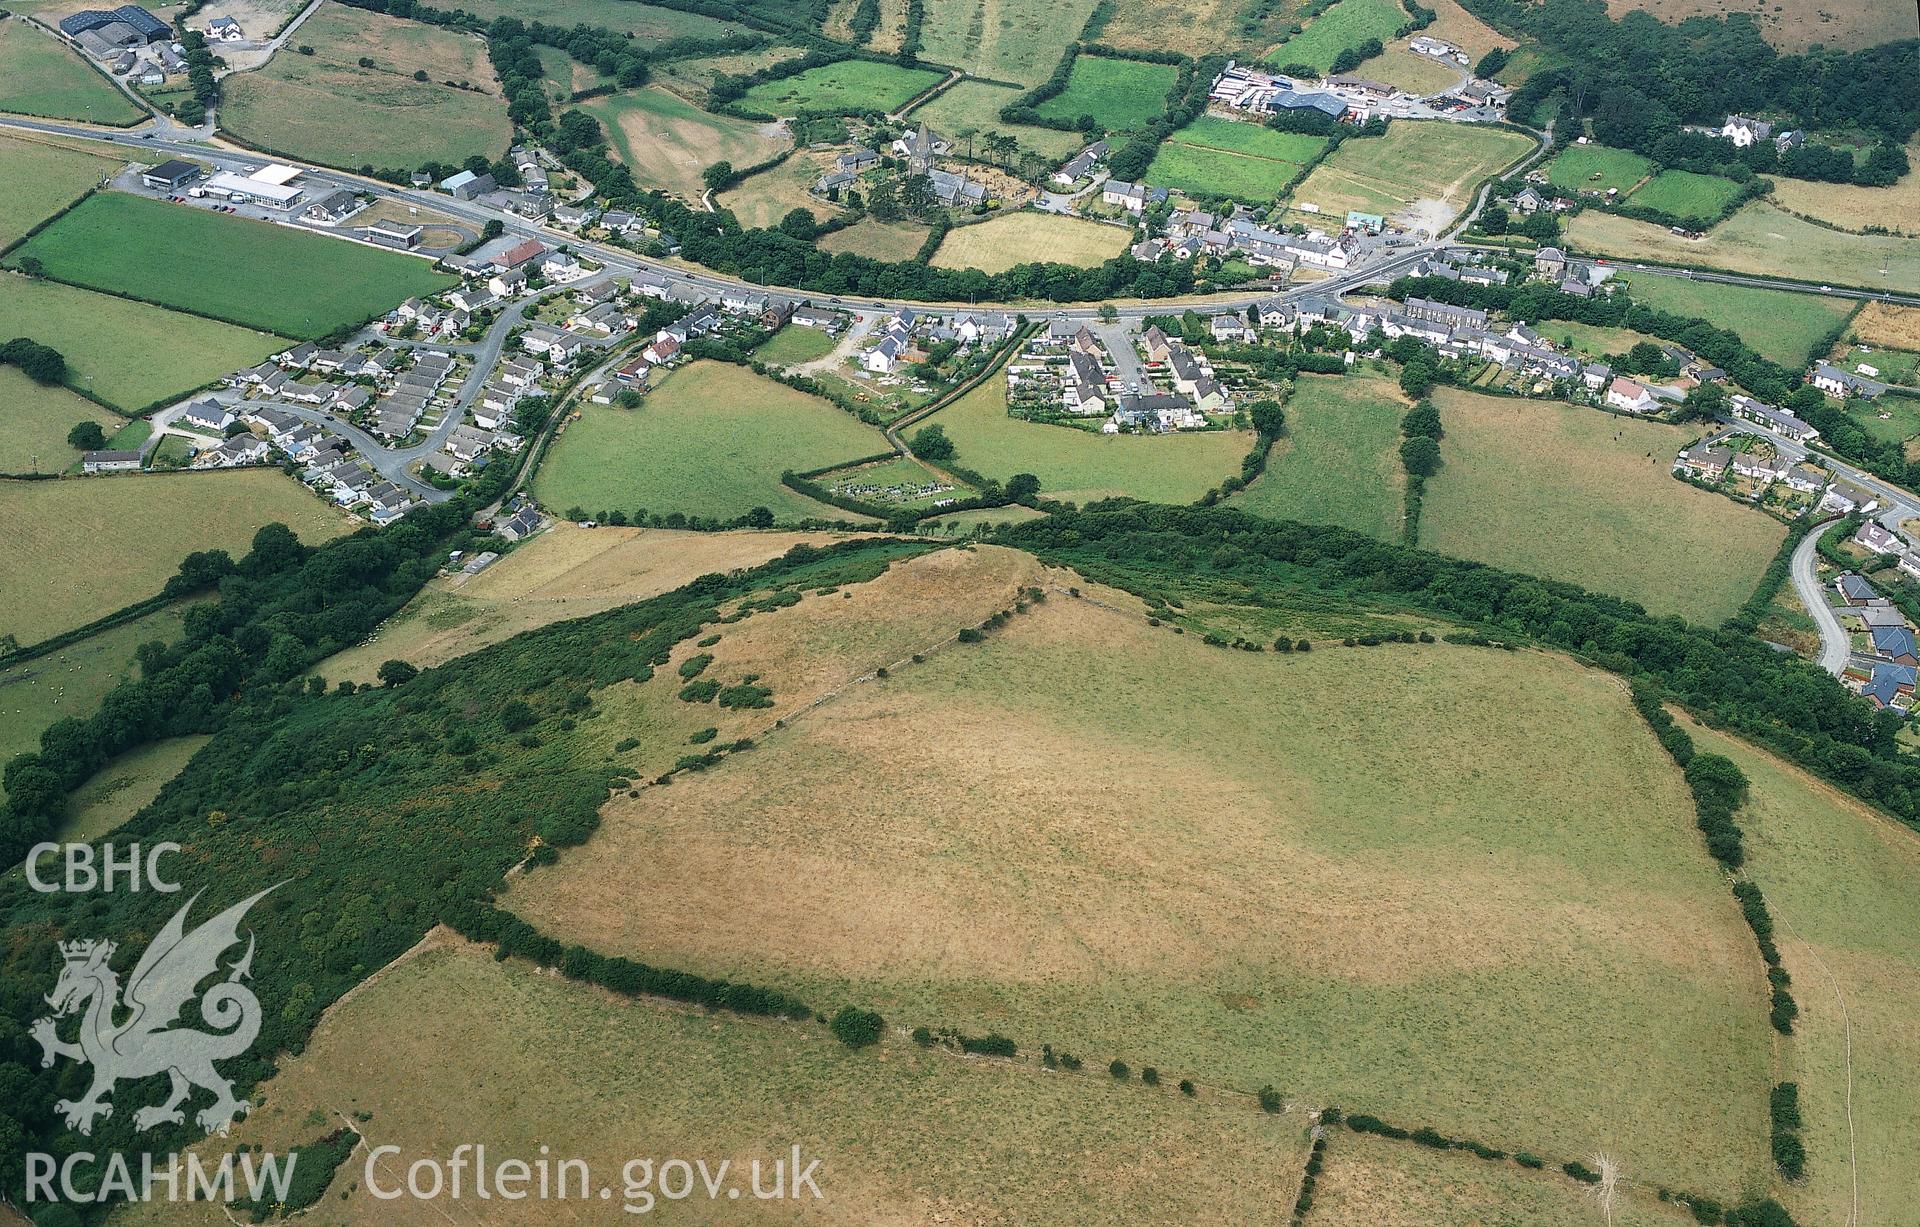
(1418, 388), (1787, 624)
(1145, 116), (1328, 202)
(118, 937), (1319, 1226)
(0, 19), (142, 123)
(0, 471), (353, 644)
(917, 368), (1248, 502)
(1287, 121), (1534, 231)
(220, 1), (510, 169)
(0, 367), (121, 475)
(7, 192), (454, 338)
(930, 212), (1129, 273)
(319, 524), (858, 684)
(507, 548), (1774, 1195)
(0, 272), (283, 411)
(1850, 302), (1920, 353)
(584, 86), (787, 203)
(815, 218), (927, 261)
(1563, 202), (1920, 293)
(1229, 375), (1407, 537)
(918, 0), (1098, 86)
(530, 361), (885, 523)
(1766, 145), (1920, 234)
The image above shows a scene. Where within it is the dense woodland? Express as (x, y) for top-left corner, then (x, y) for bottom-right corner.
(1482, 0), (1918, 185)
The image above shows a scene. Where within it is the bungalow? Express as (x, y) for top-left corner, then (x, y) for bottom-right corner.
(1732, 450), (1788, 482)
(1859, 662), (1917, 711)
(600, 210), (639, 234)
(193, 434), (269, 468)
(497, 506), (544, 542)
(1811, 363), (1887, 399)
(631, 272), (673, 299)
(1675, 445), (1732, 480)
(82, 449), (142, 474)
(303, 190), (359, 224)
(332, 386), (373, 414)
(1605, 375), (1657, 414)
(449, 287), (496, 314)
(178, 400), (235, 433)
(792, 306), (844, 331)
(1855, 521), (1902, 554)
(549, 203), (597, 230)
(1835, 573), (1881, 604)
(1782, 462), (1828, 494)
(574, 280), (621, 306)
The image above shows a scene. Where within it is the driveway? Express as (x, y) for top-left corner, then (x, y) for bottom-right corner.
(1791, 518), (1849, 676)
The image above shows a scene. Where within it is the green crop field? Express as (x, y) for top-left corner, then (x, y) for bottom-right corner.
(1564, 202), (1920, 293)
(1682, 718), (1920, 1227)
(753, 322), (839, 367)
(1033, 55), (1179, 133)
(917, 369), (1247, 502)
(584, 86), (787, 202)
(0, 601), (197, 800)
(0, 470), (353, 645)
(152, 941), (1318, 1225)
(531, 361), (885, 522)
(1263, 0), (1410, 73)
(220, 1), (510, 170)
(1229, 375), (1407, 538)
(1289, 121), (1534, 230)
(8, 193), (455, 339)
(1621, 273), (1857, 367)
(1543, 142), (1651, 195)
(906, 79), (1086, 162)
(931, 213), (1130, 273)
(0, 132), (118, 247)
(1629, 169), (1745, 222)
(0, 273), (282, 411)
(918, 0), (1098, 86)
(1419, 389), (1786, 623)
(0, 366), (122, 475)
(431, 0), (745, 38)
(509, 547), (1774, 1195)
(738, 60), (944, 117)
(1146, 116), (1329, 201)
(0, 19), (143, 124)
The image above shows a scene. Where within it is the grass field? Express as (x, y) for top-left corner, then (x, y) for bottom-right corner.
(1229, 376), (1407, 537)
(1101, 0), (1298, 55)
(584, 86), (786, 202)
(0, 131), (118, 247)
(8, 193), (454, 339)
(816, 217), (927, 261)
(1288, 121), (1534, 232)
(0, 18), (143, 124)
(1630, 168), (1745, 223)
(931, 213), (1129, 273)
(1419, 389), (1786, 623)
(1766, 144), (1920, 234)
(918, 0), (1098, 86)
(0, 602), (194, 801)
(59, 735), (211, 841)
(738, 60), (943, 117)
(1145, 116), (1328, 202)
(1543, 320), (1668, 360)
(1263, 0), (1409, 72)
(123, 938), (1317, 1226)
(0, 366), (121, 475)
(1621, 274), (1857, 367)
(431, 0), (744, 38)
(1601, 0), (1918, 53)
(0, 272), (282, 411)
(1544, 142), (1651, 196)
(319, 524), (853, 684)
(654, 43), (805, 102)
(1312, 1132), (1694, 1226)
(220, 2), (509, 170)
(1680, 717), (1920, 1227)
(1033, 55), (1179, 133)
(905, 79), (1086, 162)
(1563, 202), (1920, 293)
(1355, 0), (1513, 95)
(718, 151), (839, 227)
(918, 369), (1247, 501)
(1354, 43), (1466, 94)
(0, 471), (353, 644)
(508, 548), (1773, 1194)
(531, 362), (886, 522)
(754, 322), (840, 367)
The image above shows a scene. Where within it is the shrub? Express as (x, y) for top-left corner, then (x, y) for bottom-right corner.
(1178, 1078), (1195, 1095)
(1141, 1066), (1159, 1086)
(499, 700), (536, 731)
(910, 1026), (933, 1046)
(614, 737), (640, 752)
(1060, 1053), (1083, 1071)
(1258, 1085), (1283, 1114)
(688, 727), (718, 744)
(1109, 1060), (1130, 1079)
(1563, 1160), (1600, 1183)
(956, 627), (984, 643)
(959, 1033), (1016, 1058)
(1411, 1126), (1450, 1149)
(1514, 1152), (1543, 1170)
(678, 653), (714, 679)
(678, 679), (720, 703)
(717, 683), (774, 709)
(828, 1006), (884, 1048)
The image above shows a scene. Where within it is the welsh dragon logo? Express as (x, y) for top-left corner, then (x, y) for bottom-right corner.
(32, 886), (280, 1137)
